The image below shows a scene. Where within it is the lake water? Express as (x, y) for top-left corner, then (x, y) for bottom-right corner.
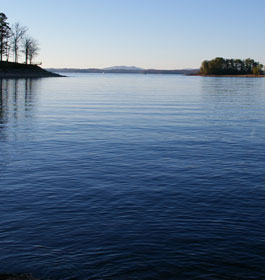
(1, 74), (265, 280)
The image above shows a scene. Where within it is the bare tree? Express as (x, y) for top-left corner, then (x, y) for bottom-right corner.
(22, 36), (39, 64)
(22, 36), (31, 64)
(4, 38), (11, 61)
(28, 38), (39, 64)
(10, 22), (27, 63)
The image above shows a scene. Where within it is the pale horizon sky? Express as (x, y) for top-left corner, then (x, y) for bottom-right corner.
(2, 0), (265, 69)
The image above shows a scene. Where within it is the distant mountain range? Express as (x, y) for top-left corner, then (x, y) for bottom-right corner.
(103, 66), (143, 71)
(46, 66), (199, 75)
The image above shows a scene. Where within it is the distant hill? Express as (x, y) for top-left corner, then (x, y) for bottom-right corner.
(47, 66), (199, 75)
(103, 66), (143, 71)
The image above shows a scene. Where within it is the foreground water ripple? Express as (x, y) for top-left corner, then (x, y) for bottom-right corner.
(0, 75), (265, 279)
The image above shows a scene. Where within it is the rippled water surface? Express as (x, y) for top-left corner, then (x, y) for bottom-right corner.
(1, 74), (265, 280)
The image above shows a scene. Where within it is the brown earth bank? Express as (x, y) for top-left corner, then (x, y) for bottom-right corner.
(0, 61), (62, 78)
(188, 73), (265, 78)
(0, 274), (39, 280)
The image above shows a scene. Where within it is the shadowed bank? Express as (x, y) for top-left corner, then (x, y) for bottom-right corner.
(0, 62), (62, 78)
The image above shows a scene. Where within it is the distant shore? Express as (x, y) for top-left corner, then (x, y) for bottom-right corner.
(46, 67), (199, 75)
(0, 61), (62, 78)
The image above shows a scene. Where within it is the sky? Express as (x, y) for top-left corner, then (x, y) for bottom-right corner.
(1, 0), (265, 69)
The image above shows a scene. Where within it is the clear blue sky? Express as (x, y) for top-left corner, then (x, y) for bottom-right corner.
(2, 0), (265, 69)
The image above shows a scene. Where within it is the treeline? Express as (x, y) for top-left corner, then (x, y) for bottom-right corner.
(0, 12), (39, 64)
(200, 57), (264, 75)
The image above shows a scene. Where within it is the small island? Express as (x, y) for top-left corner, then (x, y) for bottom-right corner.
(0, 13), (60, 78)
(196, 57), (264, 77)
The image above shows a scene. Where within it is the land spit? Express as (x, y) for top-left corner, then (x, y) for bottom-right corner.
(0, 61), (62, 78)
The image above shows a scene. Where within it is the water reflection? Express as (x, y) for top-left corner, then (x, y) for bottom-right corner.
(200, 77), (265, 104)
(0, 78), (39, 140)
(199, 77), (265, 117)
(198, 77), (265, 143)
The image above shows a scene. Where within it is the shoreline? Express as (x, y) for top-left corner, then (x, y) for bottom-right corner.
(0, 73), (62, 78)
(0, 61), (63, 78)
(46, 68), (198, 75)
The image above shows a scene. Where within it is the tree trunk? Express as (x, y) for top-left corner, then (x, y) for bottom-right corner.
(25, 53), (27, 64)
(0, 43), (2, 61)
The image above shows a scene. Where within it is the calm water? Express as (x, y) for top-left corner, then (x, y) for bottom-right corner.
(1, 74), (265, 280)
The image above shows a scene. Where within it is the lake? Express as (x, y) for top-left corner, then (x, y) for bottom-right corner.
(1, 74), (265, 280)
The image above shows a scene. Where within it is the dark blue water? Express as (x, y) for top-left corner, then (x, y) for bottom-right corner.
(1, 75), (265, 280)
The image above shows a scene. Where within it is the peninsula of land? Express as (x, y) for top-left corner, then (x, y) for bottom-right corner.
(0, 13), (61, 78)
(0, 61), (62, 78)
